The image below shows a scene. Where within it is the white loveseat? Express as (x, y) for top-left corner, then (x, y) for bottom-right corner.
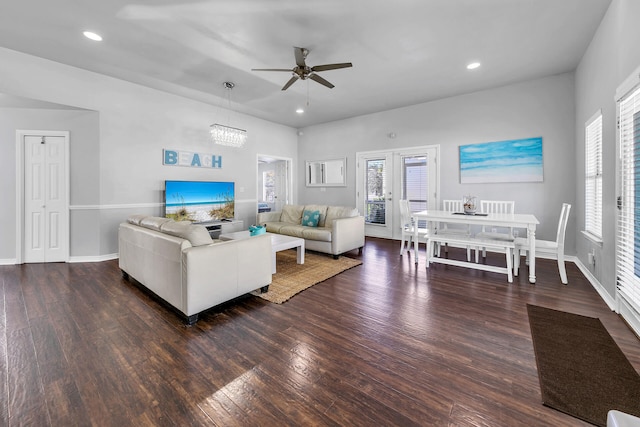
(257, 204), (365, 258)
(118, 215), (272, 324)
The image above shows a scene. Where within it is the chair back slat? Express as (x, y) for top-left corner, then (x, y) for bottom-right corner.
(556, 203), (571, 247)
(399, 199), (412, 230)
(443, 199), (464, 212)
(479, 200), (515, 235)
(480, 200), (515, 215)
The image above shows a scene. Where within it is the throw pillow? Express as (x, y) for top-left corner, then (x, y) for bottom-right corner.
(303, 204), (328, 227)
(302, 209), (321, 227)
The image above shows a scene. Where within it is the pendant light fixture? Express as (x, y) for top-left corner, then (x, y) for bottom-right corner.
(210, 82), (247, 148)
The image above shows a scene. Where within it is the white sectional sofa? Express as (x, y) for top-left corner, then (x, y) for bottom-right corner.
(257, 204), (365, 258)
(118, 215), (272, 324)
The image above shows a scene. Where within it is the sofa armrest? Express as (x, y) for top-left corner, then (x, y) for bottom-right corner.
(331, 216), (365, 255)
(257, 211), (281, 224)
(182, 234), (272, 316)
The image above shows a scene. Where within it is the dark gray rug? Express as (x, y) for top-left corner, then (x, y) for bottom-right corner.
(527, 304), (640, 426)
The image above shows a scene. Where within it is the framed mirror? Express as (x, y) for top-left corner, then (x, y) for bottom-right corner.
(306, 158), (346, 187)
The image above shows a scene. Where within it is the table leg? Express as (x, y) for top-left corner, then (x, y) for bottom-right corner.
(272, 252), (277, 274)
(297, 242), (305, 265)
(413, 219), (419, 265)
(425, 238), (433, 268)
(528, 225), (536, 283)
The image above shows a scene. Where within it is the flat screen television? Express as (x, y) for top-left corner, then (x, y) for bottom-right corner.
(164, 180), (235, 223)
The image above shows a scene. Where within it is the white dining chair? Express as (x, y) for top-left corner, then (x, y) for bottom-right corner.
(399, 199), (429, 255)
(514, 203), (571, 284)
(441, 199), (472, 261)
(475, 200), (516, 260)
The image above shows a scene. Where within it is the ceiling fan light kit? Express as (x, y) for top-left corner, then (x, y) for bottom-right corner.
(252, 46), (352, 91)
(210, 82), (247, 148)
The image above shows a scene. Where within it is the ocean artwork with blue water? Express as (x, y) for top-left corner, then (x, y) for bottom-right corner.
(459, 137), (543, 184)
(164, 180), (235, 222)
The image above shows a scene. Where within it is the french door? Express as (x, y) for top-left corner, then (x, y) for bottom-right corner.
(356, 146), (439, 239)
(616, 77), (640, 334)
(358, 153), (393, 238)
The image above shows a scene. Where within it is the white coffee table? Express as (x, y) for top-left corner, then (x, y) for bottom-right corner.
(219, 231), (304, 273)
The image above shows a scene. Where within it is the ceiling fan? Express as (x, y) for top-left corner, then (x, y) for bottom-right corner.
(252, 46), (352, 91)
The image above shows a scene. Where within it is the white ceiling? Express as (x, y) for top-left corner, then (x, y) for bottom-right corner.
(0, 0), (611, 128)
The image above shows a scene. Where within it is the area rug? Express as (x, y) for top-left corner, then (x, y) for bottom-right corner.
(527, 304), (640, 426)
(256, 250), (362, 304)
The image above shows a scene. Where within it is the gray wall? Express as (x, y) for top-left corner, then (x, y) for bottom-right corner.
(0, 108), (101, 259)
(574, 0), (640, 299)
(0, 47), (298, 261)
(298, 73), (577, 250)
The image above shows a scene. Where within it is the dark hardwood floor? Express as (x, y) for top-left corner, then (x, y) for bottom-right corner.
(2, 237), (639, 426)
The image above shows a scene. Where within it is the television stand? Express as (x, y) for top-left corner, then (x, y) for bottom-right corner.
(200, 220), (243, 239)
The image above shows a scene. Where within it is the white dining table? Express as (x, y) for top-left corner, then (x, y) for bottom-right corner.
(412, 210), (540, 283)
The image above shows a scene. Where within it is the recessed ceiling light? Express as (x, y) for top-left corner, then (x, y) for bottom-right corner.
(83, 31), (103, 41)
(296, 108), (304, 114)
(466, 62), (481, 70)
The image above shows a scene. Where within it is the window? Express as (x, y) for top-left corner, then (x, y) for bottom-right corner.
(365, 159), (386, 224)
(617, 84), (640, 317)
(585, 111), (603, 241)
(402, 155), (428, 212)
(402, 155), (428, 227)
(263, 170), (275, 202)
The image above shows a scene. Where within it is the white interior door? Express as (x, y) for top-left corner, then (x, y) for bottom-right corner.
(19, 132), (69, 263)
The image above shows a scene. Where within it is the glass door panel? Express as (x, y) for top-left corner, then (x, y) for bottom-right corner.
(365, 158), (386, 225)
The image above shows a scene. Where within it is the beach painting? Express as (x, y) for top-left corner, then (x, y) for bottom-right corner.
(165, 180), (235, 222)
(459, 137), (543, 184)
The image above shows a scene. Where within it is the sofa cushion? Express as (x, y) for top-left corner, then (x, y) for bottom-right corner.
(277, 225), (306, 238)
(127, 214), (148, 226)
(302, 227), (332, 242)
(302, 209), (321, 227)
(140, 216), (172, 231)
(303, 204), (328, 227)
(264, 222), (290, 234)
(160, 221), (213, 247)
(281, 204), (305, 224)
(324, 206), (359, 227)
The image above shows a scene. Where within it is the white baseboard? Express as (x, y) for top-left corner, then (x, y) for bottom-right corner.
(618, 297), (640, 337)
(571, 256), (616, 311)
(518, 252), (616, 311)
(68, 254), (118, 263)
(0, 254), (118, 265)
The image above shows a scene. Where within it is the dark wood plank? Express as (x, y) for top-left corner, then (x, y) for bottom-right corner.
(1, 238), (637, 426)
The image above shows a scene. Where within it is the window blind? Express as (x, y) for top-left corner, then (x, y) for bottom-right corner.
(616, 85), (640, 314)
(402, 155), (428, 212)
(585, 112), (603, 239)
(402, 155), (428, 227)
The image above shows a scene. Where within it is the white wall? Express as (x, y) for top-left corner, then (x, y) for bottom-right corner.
(0, 47), (298, 259)
(298, 73), (577, 250)
(575, 0), (640, 299)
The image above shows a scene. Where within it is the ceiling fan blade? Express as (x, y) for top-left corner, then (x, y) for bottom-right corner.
(293, 46), (307, 67)
(281, 75), (299, 91)
(308, 73), (335, 89)
(251, 68), (293, 72)
(311, 63), (353, 72)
